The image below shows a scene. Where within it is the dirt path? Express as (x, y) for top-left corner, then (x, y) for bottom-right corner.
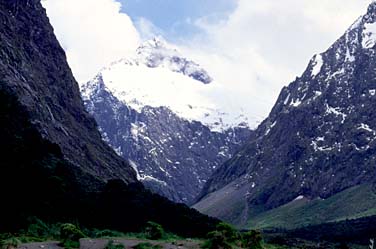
(17, 238), (201, 249)
(17, 241), (62, 249)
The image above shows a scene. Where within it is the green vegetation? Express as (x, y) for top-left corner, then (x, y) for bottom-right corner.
(0, 219), (189, 248)
(247, 184), (376, 229)
(60, 223), (86, 248)
(93, 229), (125, 238)
(144, 222), (165, 240)
(201, 222), (264, 249)
(0, 237), (21, 249)
(241, 230), (263, 249)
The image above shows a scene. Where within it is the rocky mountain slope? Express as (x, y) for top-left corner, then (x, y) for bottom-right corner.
(0, 0), (136, 184)
(0, 0), (218, 237)
(81, 39), (252, 203)
(194, 1), (376, 227)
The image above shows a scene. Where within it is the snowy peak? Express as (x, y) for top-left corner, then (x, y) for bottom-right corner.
(135, 37), (212, 84)
(82, 37), (254, 133)
(269, 1), (376, 118)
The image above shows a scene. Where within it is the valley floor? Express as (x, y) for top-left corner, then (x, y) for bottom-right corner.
(16, 238), (369, 249)
(17, 238), (201, 249)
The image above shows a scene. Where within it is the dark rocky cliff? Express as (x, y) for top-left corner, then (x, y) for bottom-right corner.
(0, 0), (136, 184)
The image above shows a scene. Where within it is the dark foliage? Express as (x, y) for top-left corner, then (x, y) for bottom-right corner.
(241, 230), (263, 249)
(287, 216), (376, 244)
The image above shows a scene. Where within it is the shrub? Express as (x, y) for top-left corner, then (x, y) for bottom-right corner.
(241, 230), (263, 249)
(215, 223), (239, 243)
(62, 239), (80, 249)
(201, 230), (232, 249)
(144, 222), (165, 240)
(60, 223), (85, 248)
(0, 237), (21, 249)
(94, 229), (125, 238)
(60, 223), (85, 242)
(26, 218), (50, 238)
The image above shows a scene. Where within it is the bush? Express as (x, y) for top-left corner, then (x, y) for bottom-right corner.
(144, 222), (165, 240)
(104, 240), (125, 249)
(26, 218), (50, 238)
(241, 230), (263, 249)
(62, 239), (80, 249)
(215, 223), (239, 243)
(201, 231), (232, 249)
(94, 229), (125, 238)
(60, 223), (85, 248)
(0, 237), (21, 249)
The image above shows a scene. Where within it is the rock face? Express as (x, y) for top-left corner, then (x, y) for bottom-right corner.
(82, 75), (251, 203)
(81, 40), (252, 204)
(195, 2), (376, 226)
(0, 0), (136, 184)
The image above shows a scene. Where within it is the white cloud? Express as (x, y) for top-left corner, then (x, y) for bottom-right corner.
(42, 0), (140, 83)
(42, 0), (373, 125)
(180, 0), (372, 120)
(134, 17), (165, 40)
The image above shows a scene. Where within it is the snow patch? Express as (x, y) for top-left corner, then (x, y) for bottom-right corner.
(129, 160), (167, 185)
(325, 104), (347, 123)
(294, 195), (305, 201)
(290, 98), (302, 107)
(362, 22), (376, 49)
(283, 93), (290, 105)
(311, 54), (323, 77)
(358, 123), (375, 133)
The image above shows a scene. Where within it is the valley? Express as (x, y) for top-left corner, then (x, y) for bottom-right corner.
(1, 0), (376, 248)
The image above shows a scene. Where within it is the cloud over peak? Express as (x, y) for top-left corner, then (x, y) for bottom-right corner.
(42, 0), (140, 83)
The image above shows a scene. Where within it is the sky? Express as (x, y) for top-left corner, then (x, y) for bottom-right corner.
(42, 0), (372, 123)
(119, 0), (237, 41)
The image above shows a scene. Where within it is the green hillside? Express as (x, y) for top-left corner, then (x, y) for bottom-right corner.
(247, 184), (376, 229)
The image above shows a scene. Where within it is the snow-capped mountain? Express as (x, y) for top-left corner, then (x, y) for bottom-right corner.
(195, 2), (376, 227)
(83, 38), (254, 133)
(81, 38), (252, 203)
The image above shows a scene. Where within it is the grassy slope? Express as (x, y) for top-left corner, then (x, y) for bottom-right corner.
(247, 184), (376, 229)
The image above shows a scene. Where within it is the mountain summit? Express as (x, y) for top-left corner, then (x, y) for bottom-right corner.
(136, 37), (213, 84)
(194, 2), (376, 228)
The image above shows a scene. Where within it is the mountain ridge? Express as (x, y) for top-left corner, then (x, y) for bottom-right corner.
(194, 1), (376, 227)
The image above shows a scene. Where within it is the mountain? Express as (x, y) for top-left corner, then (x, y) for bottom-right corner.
(194, 2), (376, 228)
(0, 0), (218, 237)
(81, 38), (253, 203)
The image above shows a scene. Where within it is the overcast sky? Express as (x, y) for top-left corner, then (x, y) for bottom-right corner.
(42, 0), (372, 121)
